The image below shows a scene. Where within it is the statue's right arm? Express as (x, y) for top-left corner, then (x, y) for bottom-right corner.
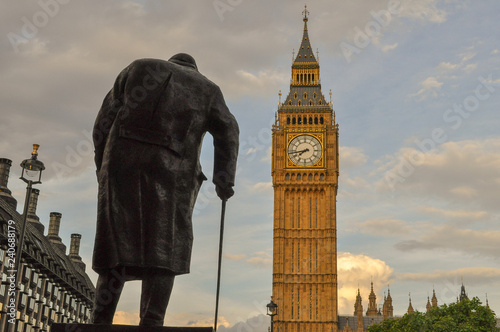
(92, 67), (129, 172)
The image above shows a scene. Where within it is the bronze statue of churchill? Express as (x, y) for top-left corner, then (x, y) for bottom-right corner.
(91, 53), (239, 326)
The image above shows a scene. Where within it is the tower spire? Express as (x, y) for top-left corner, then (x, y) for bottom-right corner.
(294, 5), (316, 64)
(407, 293), (414, 314)
(431, 288), (438, 307)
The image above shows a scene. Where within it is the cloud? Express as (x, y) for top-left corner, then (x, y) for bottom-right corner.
(382, 43), (398, 53)
(338, 252), (394, 314)
(235, 69), (288, 98)
(246, 252), (272, 268)
(398, 0), (450, 23)
(225, 253), (247, 261)
(437, 61), (459, 71)
(218, 314), (269, 332)
(411, 76), (443, 100)
(251, 182), (273, 193)
(165, 312), (230, 328)
(358, 219), (412, 236)
(394, 225), (500, 258)
(260, 146), (272, 162)
(398, 267), (500, 284)
(419, 206), (488, 221)
(463, 63), (478, 74)
(376, 138), (500, 212)
(246, 147), (258, 155)
(449, 186), (477, 198)
(113, 311), (140, 325)
(340, 146), (368, 169)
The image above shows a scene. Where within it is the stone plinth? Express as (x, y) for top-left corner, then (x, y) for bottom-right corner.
(50, 324), (213, 332)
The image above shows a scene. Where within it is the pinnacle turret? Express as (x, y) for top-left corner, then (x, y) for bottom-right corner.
(431, 288), (438, 307)
(366, 281), (378, 316)
(408, 293), (415, 314)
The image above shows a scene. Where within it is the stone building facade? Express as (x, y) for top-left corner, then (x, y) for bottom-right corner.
(271, 6), (339, 331)
(0, 158), (95, 331)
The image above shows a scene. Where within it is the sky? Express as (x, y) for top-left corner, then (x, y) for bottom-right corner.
(1, 0), (500, 330)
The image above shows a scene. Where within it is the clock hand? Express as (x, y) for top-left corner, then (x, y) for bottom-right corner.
(289, 148), (310, 155)
(298, 148), (310, 156)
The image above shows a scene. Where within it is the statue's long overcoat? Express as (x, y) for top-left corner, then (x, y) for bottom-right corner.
(92, 58), (239, 276)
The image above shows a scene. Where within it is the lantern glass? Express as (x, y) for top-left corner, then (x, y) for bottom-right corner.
(20, 144), (45, 184)
(266, 299), (277, 316)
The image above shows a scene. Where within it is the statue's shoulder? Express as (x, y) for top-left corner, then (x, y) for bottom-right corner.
(124, 57), (220, 92)
(125, 58), (173, 74)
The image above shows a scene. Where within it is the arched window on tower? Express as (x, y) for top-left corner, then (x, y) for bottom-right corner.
(300, 74), (303, 84)
(287, 117), (290, 125)
(303, 116), (307, 124)
(312, 74), (315, 84)
(294, 92), (298, 99)
(296, 74), (299, 84)
(318, 100), (322, 105)
(308, 74), (311, 84)
(320, 117), (324, 124)
(313, 92), (317, 99)
(298, 100), (302, 106)
(309, 100), (313, 106)
(292, 117), (296, 124)
(288, 100), (292, 105)
(309, 117), (313, 124)
(298, 117), (302, 124)
(314, 117), (318, 124)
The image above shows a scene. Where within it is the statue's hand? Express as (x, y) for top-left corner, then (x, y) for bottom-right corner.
(216, 185), (234, 201)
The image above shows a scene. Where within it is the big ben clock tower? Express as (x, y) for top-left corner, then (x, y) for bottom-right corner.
(272, 6), (339, 332)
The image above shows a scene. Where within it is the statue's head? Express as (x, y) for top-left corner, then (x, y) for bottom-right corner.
(169, 53), (198, 70)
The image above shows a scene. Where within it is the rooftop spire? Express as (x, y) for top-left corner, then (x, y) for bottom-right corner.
(431, 288), (438, 307)
(294, 5), (317, 64)
(408, 293), (415, 314)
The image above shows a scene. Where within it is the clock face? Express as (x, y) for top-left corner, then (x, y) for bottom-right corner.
(288, 134), (322, 167)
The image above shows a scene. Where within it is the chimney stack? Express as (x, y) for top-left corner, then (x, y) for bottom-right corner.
(0, 158), (17, 209)
(46, 212), (67, 253)
(69, 233), (82, 259)
(69, 233), (86, 271)
(26, 188), (45, 234)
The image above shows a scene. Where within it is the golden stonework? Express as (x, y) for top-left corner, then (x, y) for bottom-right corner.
(272, 6), (339, 332)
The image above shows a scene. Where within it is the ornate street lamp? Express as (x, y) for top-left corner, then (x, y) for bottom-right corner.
(266, 297), (278, 332)
(5, 144), (45, 332)
(20, 144), (45, 184)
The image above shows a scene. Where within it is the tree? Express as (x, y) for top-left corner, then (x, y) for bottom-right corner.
(368, 297), (499, 332)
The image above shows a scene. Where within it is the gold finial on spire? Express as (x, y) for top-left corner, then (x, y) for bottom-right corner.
(303, 4), (309, 22)
(329, 89), (333, 105)
(278, 90), (282, 105)
(316, 48), (319, 60)
(292, 49), (295, 60)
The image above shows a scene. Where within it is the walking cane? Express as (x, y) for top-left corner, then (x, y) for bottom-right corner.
(214, 199), (227, 331)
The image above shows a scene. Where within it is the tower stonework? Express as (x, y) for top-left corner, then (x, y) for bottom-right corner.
(272, 6), (339, 332)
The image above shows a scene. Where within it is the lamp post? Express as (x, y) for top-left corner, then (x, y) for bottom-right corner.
(266, 297), (278, 332)
(5, 144), (45, 332)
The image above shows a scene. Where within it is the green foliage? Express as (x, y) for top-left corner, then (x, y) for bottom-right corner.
(367, 297), (499, 332)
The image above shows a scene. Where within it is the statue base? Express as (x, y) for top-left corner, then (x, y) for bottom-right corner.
(50, 324), (213, 332)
